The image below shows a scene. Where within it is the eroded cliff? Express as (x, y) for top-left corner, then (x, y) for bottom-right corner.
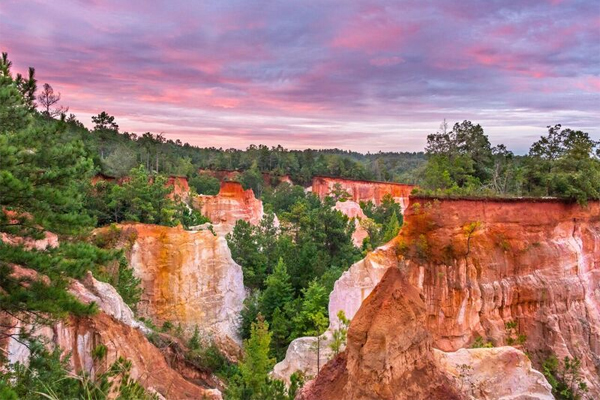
(312, 176), (415, 210)
(272, 239), (399, 382)
(194, 181), (264, 235)
(284, 197), (600, 397)
(3, 270), (221, 399)
(400, 197), (600, 392)
(103, 223), (246, 352)
(300, 268), (553, 400)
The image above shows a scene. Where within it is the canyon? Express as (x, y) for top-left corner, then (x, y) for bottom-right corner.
(110, 223), (246, 353)
(299, 196), (600, 398)
(299, 268), (554, 400)
(4, 172), (600, 399)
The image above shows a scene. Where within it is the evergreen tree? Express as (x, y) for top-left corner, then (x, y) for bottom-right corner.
(241, 161), (264, 197)
(270, 307), (292, 360)
(0, 53), (31, 134)
(292, 280), (329, 339)
(382, 211), (401, 243)
(259, 258), (294, 320)
(239, 316), (275, 395)
(329, 310), (350, 356)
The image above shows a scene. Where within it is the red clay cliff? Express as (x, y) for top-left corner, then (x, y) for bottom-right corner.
(311, 176), (415, 210)
(301, 196), (600, 398)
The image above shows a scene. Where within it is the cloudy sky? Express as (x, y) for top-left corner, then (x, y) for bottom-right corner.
(2, 0), (599, 153)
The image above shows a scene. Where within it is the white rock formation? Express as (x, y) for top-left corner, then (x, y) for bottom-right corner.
(69, 271), (148, 332)
(433, 347), (554, 400)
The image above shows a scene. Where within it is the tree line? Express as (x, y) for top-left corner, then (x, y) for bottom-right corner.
(420, 120), (600, 204)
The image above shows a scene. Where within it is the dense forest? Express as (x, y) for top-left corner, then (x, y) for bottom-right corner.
(78, 111), (426, 185)
(2, 50), (599, 400)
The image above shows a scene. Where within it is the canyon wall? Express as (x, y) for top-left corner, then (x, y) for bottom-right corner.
(109, 223), (245, 352)
(399, 197), (600, 393)
(299, 268), (553, 400)
(194, 181), (264, 235)
(312, 176), (415, 210)
(282, 196), (600, 396)
(166, 175), (191, 201)
(2, 269), (221, 399)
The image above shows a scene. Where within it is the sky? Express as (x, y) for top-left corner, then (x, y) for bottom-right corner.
(1, 0), (599, 153)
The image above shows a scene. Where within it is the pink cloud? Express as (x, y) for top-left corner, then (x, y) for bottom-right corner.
(369, 56), (404, 67)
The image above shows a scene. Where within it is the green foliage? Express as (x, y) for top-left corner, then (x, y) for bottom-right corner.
(526, 124), (600, 204)
(188, 325), (201, 351)
(262, 183), (307, 214)
(174, 200), (210, 228)
(329, 310), (350, 356)
(185, 335), (238, 380)
(382, 210), (401, 243)
(0, 121), (94, 239)
(329, 183), (351, 202)
(542, 355), (589, 400)
(419, 121), (600, 203)
(505, 320), (527, 346)
(470, 336), (493, 348)
(0, 338), (157, 400)
(92, 111), (119, 132)
(241, 161), (264, 197)
(259, 258), (294, 321)
(359, 194), (403, 249)
(189, 172), (221, 195)
(226, 316), (300, 400)
(0, 53), (31, 134)
(109, 165), (176, 225)
(240, 316), (275, 394)
(269, 307), (292, 360)
(227, 219), (270, 289)
(292, 280), (329, 339)
(92, 344), (108, 360)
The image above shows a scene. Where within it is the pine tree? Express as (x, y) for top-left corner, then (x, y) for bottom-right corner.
(329, 310), (350, 356)
(259, 258), (294, 320)
(239, 315), (275, 395)
(382, 211), (401, 243)
(270, 307), (292, 360)
(0, 53), (31, 134)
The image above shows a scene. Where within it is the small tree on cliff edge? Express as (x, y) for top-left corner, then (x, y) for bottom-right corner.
(329, 310), (350, 356)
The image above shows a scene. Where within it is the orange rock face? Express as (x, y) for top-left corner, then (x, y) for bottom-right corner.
(299, 197), (600, 398)
(2, 268), (221, 399)
(166, 175), (190, 201)
(299, 268), (463, 400)
(312, 176), (415, 210)
(110, 223), (246, 351)
(299, 268), (553, 400)
(194, 181), (264, 235)
(56, 313), (221, 399)
(400, 197), (600, 393)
